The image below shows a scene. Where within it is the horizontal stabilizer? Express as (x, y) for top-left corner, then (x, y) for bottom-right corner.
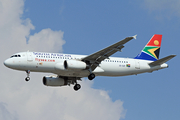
(149, 55), (176, 66)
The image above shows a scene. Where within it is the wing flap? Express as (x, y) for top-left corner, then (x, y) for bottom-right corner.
(149, 55), (176, 66)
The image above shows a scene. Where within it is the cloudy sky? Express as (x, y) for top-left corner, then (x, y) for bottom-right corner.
(0, 0), (179, 120)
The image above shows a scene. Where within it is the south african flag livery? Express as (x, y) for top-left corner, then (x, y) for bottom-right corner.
(135, 34), (162, 61)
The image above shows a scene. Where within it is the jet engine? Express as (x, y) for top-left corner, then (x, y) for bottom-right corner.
(43, 76), (68, 86)
(64, 60), (88, 70)
(55, 62), (65, 70)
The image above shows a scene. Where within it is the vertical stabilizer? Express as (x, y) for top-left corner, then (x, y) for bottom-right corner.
(135, 34), (162, 61)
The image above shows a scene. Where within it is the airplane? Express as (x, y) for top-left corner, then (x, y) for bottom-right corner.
(4, 34), (176, 91)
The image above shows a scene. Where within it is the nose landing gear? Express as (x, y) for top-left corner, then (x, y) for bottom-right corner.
(25, 70), (30, 81)
(25, 77), (30, 81)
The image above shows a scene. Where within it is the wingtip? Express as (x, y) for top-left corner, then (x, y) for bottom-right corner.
(171, 55), (177, 57)
(133, 35), (137, 39)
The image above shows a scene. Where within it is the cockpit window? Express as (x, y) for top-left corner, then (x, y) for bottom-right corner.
(10, 54), (21, 58)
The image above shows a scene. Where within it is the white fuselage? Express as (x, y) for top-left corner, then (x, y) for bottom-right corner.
(4, 51), (168, 78)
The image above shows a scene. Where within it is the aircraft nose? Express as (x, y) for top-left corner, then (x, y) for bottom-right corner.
(4, 59), (11, 67)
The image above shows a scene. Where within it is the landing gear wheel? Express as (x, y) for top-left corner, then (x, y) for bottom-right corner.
(25, 77), (30, 81)
(74, 84), (81, 91)
(25, 70), (30, 81)
(88, 73), (95, 80)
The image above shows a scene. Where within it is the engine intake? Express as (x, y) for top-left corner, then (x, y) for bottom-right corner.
(43, 76), (68, 86)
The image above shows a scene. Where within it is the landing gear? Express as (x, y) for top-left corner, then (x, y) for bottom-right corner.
(25, 70), (30, 81)
(25, 77), (30, 81)
(88, 73), (95, 80)
(88, 67), (95, 80)
(74, 84), (81, 91)
(72, 73), (95, 91)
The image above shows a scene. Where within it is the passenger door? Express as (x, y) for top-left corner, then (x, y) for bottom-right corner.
(135, 60), (140, 69)
(27, 51), (33, 62)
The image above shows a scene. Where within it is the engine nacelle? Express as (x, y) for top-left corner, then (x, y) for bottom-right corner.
(55, 62), (65, 70)
(43, 76), (67, 86)
(64, 60), (87, 70)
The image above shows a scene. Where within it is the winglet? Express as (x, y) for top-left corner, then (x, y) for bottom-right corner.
(133, 35), (137, 39)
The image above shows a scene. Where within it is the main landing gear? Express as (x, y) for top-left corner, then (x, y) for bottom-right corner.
(25, 70), (30, 81)
(73, 73), (95, 91)
(74, 84), (81, 91)
(88, 73), (95, 80)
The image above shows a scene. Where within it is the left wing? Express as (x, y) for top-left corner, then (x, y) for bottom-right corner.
(81, 35), (137, 71)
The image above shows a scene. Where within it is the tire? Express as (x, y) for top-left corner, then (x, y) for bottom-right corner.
(88, 73), (95, 80)
(25, 77), (30, 81)
(74, 84), (81, 91)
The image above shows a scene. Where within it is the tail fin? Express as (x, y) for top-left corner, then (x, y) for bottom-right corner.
(135, 34), (162, 61)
